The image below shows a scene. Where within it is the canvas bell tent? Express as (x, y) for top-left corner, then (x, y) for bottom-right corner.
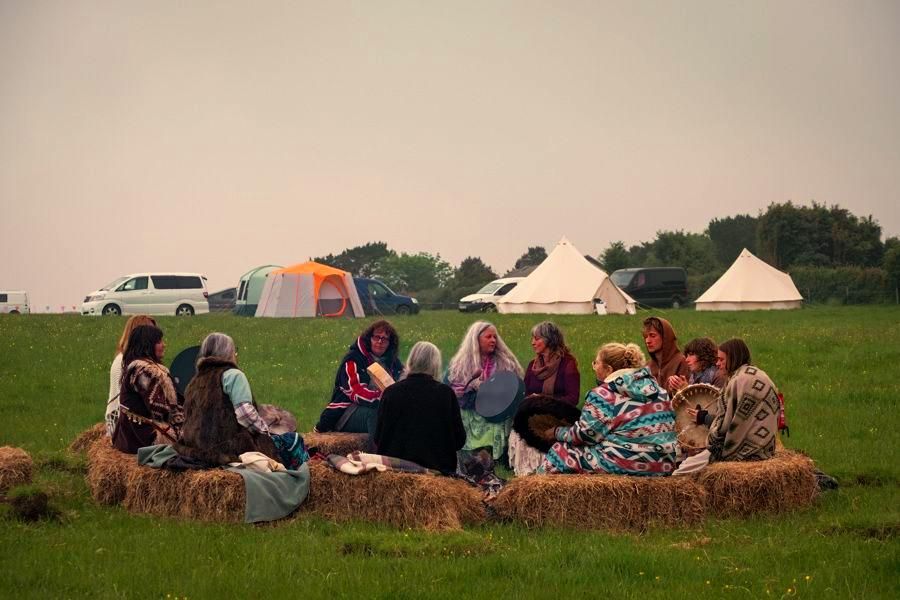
(233, 265), (282, 316)
(695, 248), (803, 311)
(498, 238), (636, 315)
(255, 262), (365, 318)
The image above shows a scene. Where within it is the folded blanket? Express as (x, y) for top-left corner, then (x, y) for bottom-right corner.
(326, 451), (438, 475)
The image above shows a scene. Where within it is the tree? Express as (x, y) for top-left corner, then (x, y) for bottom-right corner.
(883, 237), (900, 287)
(514, 246), (547, 269)
(647, 231), (718, 275)
(599, 241), (630, 272)
(373, 252), (453, 292)
(707, 214), (758, 265)
(313, 242), (394, 277)
(454, 257), (497, 288)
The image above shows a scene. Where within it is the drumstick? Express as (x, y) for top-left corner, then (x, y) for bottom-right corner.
(463, 369), (483, 390)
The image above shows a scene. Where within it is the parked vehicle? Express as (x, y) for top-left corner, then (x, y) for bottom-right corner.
(81, 273), (210, 316)
(610, 267), (688, 308)
(207, 287), (237, 312)
(458, 277), (524, 312)
(353, 277), (419, 315)
(0, 291), (29, 314)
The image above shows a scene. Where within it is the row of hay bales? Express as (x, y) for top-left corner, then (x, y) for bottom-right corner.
(80, 428), (819, 532)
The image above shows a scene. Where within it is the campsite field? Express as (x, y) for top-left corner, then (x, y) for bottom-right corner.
(1, 308), (898, 598)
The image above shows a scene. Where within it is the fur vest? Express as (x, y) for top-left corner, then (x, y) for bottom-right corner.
(173, 357), (276, 465)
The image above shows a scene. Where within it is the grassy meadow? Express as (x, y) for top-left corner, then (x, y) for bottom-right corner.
(0, 307), (898, 598)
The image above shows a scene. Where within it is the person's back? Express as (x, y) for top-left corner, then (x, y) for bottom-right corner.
(709, 364), (778, 462)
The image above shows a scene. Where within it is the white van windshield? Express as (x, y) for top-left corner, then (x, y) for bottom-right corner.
(101, 277), (128, 291)
(476, 282), (504, 294)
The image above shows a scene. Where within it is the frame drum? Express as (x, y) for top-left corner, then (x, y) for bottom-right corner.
(671, 383), (720, 452)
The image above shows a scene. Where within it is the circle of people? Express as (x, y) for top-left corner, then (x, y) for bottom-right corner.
(103, 315), (781, 479)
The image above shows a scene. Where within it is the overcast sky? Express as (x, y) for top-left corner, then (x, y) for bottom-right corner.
(1, 1), (898, 310)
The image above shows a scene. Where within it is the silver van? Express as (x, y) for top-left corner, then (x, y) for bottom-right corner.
(81, 273), (210, 316)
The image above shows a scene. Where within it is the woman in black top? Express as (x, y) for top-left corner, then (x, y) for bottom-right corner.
(374, 341), (466, 473)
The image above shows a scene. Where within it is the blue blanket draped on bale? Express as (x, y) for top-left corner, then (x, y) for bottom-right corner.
(137, 444), (311, 524)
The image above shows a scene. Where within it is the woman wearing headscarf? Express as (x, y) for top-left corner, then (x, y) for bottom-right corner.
(106, 315), (157, 436)
(642, 316), (689, 397)
(446, 321), (523, 462)
(112, 325), (185, 454)
(315, 320), (403, 436)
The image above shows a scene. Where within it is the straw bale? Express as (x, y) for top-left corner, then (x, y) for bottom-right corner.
(0, 446), (33, 492)
(122, 465), (244, 523)
(85, 437), (138, 505)
(69, 423), (107, 453)
(491, 473), (706, 531)
(696, 450), (818, 517)
(304, 432), (369, 456)
(302, 460), (485, 531)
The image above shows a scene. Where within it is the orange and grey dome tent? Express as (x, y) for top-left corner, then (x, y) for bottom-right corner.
(254, 262), (365, 318)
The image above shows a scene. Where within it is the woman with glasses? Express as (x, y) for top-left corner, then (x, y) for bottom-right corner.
(314, 320), (404, 436)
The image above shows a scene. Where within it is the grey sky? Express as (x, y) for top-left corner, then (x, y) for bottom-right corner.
(1, 1), (898, 310)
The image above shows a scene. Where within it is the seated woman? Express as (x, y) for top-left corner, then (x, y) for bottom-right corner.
(373, 342), (466, 474)
(446, 321), (523, 462)
(112, 325), (185, 454)
(667, 336), (727, 393)
(642, 316), (689, 397)
(173, 333), (278, 465)
(538, 343), (678, 475)
(315, 320), (403, 436)
(523, 321), (580, 405)
(106, 315), (157, 436)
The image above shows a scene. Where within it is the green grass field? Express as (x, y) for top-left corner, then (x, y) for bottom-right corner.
(1, 308), (898, 598)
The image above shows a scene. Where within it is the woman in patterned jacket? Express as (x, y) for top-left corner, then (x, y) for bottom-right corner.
(538, 342), (679, 476)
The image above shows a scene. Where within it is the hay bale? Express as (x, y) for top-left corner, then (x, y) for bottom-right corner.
(304, 432), (369, 456)
(0, 446), (33, 492)
(696, 449), (818, 517)
(491, 473), (706, 531)
(69, 423), (107, 453)
(85, 437), (138, 505)
(122, 465), (245, 523)
(302, 461), (485, 531)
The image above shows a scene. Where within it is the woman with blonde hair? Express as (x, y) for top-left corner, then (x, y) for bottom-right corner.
(446, 321), (523, 461)
(105, 315), (157, 435)
(538, 342), (678, 475)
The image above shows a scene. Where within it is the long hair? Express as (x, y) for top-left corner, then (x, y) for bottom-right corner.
(402, 341), (442, 381)
(123, 325), (164, 370)
(198, 332), (237, 365)
(116, 315), (157, 356)
(447, 321), (523, 382)
(531, 321), (569, 355)
(683, 337), (717, 371)
(719, 338), (752, 376)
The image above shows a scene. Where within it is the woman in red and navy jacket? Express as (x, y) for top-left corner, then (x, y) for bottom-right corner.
(314, 320), (403, 436)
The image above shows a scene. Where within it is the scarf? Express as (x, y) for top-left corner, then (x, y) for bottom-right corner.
(708, 365), (778, 462)
(531, 351), (562, 396)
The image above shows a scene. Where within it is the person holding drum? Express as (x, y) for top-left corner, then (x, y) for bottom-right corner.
(106, 315), (158, 436)
(642, 316), (689, 397)
(538, 342), (678, 476)
(112, 324), (185, 454)
(446, 321), (523, 462)
(315, 320), (403, 436)
(667, 337), (727, 393)
(374, 342), (466, 474)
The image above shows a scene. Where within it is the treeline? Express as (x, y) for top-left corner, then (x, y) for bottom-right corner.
(312, 202), (898, 307)
(598, 202), (899, 304)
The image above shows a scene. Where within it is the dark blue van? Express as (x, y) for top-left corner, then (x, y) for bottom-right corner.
(353, 278), (420, 315)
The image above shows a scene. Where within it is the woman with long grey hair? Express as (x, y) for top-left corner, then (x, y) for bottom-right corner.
(445, 321), (523, 461)
(373, 342), (465, 473)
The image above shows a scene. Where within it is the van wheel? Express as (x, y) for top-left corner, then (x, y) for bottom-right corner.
(176, 304), (195, 316)
(396, 305), (411, 315)
(671, 297), (682, 309)
(102, 304), (121, 316)
(482, 304), (497, 313)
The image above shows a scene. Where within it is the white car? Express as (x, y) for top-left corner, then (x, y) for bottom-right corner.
(458, 277), (524, 312)
(0, 291), (29, 314)
(81, 273), (210, 316)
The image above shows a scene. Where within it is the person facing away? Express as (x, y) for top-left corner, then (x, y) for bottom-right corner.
(106, 314), (157, 436)
(315, 320), (404, 436)
(642, 316), (689, 397)
(173, 332), (278, 465)
(373, 341), (466, 474)
(523, 321), (580, 406)
(538, 342), (678, 476)
(112, 325), (185, 454)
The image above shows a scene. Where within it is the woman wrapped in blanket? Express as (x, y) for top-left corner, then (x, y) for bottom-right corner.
(314, 320), (403, 437)
(105, 314), (157, 436)
(112, 325), (184, 454)
(445, 321), (523, 462)
(537, 343), (679, 475)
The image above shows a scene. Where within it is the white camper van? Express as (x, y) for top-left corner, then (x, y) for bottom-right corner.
(0, 291), (30, 314)
(81, 273), (209, 316)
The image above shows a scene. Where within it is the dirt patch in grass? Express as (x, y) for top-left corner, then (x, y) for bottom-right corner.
(823, 524), (900, 541)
